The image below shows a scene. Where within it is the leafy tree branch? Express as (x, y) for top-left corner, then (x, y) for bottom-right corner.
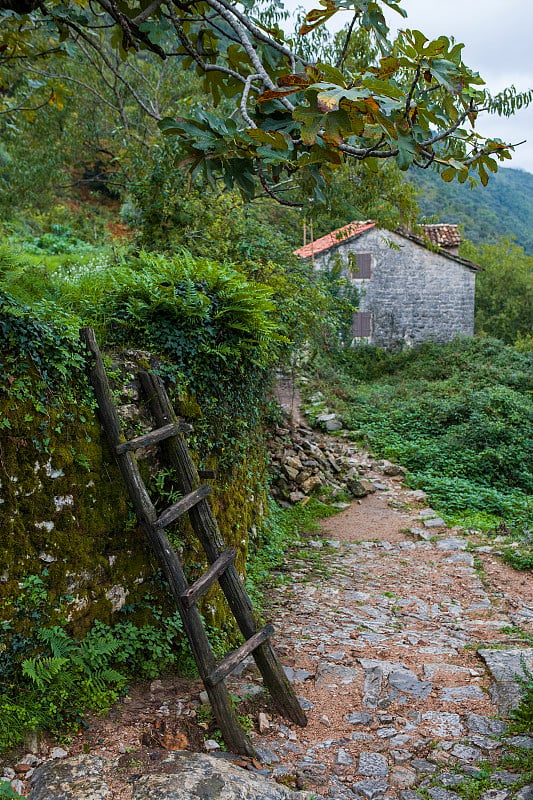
(1, 0), (531, 201)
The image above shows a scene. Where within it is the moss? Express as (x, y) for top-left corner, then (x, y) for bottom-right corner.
(0, 371), (269, 642)
(177, 395), (203, 419)
(0, 385), (159, 627)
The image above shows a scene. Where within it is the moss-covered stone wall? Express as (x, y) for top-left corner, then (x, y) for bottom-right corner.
(0, 365), (267, 635)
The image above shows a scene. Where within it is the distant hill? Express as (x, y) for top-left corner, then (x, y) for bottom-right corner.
(407, 166), (533, 254)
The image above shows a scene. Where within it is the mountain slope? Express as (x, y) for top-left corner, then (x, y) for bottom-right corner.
(407, 167), (533, 253)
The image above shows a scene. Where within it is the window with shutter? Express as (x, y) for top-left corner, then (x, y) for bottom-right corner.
(354, 252), (372, 278)
(352, 312), (372, 338)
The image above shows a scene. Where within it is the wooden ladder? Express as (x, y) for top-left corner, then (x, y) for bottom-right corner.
(81, 328), (307, 757)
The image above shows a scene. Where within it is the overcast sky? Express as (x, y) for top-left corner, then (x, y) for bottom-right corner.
(286, 0), (533, 173)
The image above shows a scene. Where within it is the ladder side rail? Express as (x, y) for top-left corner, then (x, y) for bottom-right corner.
(139, 371), (307, 727)
(80, 329), (256, 757)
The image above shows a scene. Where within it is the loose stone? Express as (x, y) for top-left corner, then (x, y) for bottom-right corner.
(427, 789), (462, 800)
(388, 670), (432, 699)
(421, 712), (463, 738)
(464, 713), (508, 736)
(438, 774), (464, 788)
(435, 538), (467, 550)
(449, 743), (481, 762)
(352, 778), (390, 799)
(357, 752), (388, 779)
(389, 767), (416, 788)
(410, 760), (437, 775)
(491, 771), (521, 785)
(254, 745), (280, 764)
(439, 686), (485, 701)
(336, 750), (354, 766)
(480, 791), (511, 800)
(345, 712), (373, 726)
(423, 518), (446, 528)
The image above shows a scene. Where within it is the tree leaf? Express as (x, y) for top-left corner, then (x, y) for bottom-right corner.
(277, 73), (310, 88)
(441, 167), (456, 182)
(257, 87), (302, 103)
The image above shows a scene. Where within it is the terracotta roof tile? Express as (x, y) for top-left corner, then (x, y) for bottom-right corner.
(293, 219), (478, 271)
(420, 224), (461, 248)
(294, 220), (376, 259)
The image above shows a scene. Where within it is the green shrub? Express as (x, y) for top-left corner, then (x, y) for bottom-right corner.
(307, 337), (533, 545)
(246, 498), (338, 605)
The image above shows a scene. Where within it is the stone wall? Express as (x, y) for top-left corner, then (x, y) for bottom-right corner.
(314, 228), (476, 348)
(0, 349), (266, 633)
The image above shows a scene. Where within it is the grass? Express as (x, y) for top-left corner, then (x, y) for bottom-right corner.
(245, 497), (340, 606)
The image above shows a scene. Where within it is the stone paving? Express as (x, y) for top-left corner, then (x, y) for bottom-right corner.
(4, 435), (533, 800)
(228, 472), (533, 800)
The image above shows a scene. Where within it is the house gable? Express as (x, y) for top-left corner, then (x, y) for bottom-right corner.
(294, 222), (478, 348)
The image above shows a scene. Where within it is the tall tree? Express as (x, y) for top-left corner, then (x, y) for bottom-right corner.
(461, 238), (533, 345)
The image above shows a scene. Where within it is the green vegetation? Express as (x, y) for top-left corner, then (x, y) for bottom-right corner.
(429, 748), (533, 800)
(246, 498), (339, 605)
(0, 497), (336, 753)
(1, 0), (532, 759)
(0, 575), (193, 751)
(509, 662), (533, 733)
(459, 238), (533, 346)
(2, 0), (527, 205)
(306, 337), (533, 557)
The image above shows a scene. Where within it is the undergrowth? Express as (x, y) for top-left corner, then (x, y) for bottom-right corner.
(246, 497), (339, 607)
(0, 575), (194, 753)
(0, 495), (339, 753)
(305, 337), (533, 563)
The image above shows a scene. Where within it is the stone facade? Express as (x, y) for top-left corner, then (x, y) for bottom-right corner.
(307, 226), (478, 349)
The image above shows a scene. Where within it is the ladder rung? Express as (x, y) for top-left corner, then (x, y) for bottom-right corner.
(156, 484), (212, 528)
(115, 423), (178, 455)
(198, 469), (217, 480)
(205, 624), (275, 688)
(180, 548), (237, 609)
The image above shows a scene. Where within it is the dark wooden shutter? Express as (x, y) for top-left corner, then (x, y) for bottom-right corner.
(356, 252), (372, 278)
(352, 312), (372, 337)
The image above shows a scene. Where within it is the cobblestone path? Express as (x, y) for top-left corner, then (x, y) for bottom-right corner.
(234, 470), (533, 800)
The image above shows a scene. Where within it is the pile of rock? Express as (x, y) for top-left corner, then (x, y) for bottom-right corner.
(267, 417), (405, 506)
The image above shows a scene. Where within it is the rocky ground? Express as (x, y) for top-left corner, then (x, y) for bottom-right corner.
(3, 400), (533, 800)
(249, 480), (533, 800)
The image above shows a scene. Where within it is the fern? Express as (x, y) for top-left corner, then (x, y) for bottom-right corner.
(0, 244), (25, 288)
(38, 626), (78, 659)
(82, 667), (125, 692)
(22, 656), (69, 690)
(22, 625), (127, 713)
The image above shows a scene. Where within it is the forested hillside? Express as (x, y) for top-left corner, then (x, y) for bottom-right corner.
(408, 166), (533, 254)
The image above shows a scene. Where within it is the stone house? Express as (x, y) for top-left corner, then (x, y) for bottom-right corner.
(294, 221), (480, 349)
